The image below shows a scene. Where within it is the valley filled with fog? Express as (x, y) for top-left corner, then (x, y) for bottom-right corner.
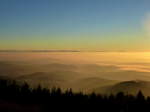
(1, 52), (150, 95)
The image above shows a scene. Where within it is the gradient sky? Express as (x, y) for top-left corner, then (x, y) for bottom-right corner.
(1, 0), (150, 51)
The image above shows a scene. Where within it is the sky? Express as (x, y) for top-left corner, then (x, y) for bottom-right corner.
(1, 0), (150, 51)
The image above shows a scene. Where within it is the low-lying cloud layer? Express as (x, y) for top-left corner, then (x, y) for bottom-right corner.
(0, 52), (150, 94)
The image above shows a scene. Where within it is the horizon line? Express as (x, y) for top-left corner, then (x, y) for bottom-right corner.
(0, 50), (150, 53)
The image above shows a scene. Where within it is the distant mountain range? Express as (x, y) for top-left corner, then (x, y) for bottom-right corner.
(0, 50), (80, 52)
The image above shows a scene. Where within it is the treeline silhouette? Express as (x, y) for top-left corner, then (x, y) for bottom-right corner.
(0, 79), (150, 112)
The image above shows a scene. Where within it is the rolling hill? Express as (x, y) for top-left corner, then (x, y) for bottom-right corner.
(94, 80), (150, 96)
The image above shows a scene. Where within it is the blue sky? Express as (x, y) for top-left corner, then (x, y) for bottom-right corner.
(0, 0), (150, 51)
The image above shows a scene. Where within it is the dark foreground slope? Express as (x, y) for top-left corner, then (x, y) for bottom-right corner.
(0, 79), (150, 112)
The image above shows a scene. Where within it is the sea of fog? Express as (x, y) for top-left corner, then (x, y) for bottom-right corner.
(0, 52), (150, 93)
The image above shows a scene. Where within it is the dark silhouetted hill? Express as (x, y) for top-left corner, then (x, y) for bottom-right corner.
(94, 80), (150, 96)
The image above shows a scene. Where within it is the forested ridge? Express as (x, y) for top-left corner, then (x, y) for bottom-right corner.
(0, 79), (149, 112)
